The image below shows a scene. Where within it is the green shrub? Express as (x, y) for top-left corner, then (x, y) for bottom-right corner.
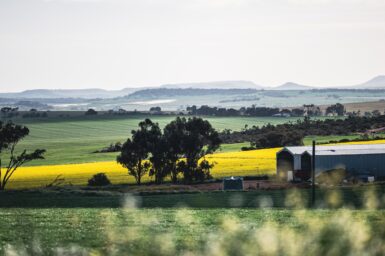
(88, 173), (111, 186)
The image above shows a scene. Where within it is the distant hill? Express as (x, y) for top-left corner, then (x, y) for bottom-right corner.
(1, 75), (385, 101)
(351, 75), (385, 89)
(0, 88), (142, 99)
(272, 82), (313, 90)
(125, 88), (259, 99)
(160, 81), (262, 89)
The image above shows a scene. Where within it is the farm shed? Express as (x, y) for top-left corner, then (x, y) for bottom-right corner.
(223, 177), (244, 190)
(277, 144), (385, 181)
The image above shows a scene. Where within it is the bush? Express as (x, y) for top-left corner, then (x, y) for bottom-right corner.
(241, 146), (255, 151)
(88, 173), (111, 186)
(85, 109), (98, 116)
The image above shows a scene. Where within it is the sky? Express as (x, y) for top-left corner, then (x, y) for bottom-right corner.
(0, 0), (385, 92)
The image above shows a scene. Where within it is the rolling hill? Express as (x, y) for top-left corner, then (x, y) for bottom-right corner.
(160, 80), (262, 89)
(0, 88), (142, 99)
(352, 75), (385, 89)
(272, 82), (313, 90)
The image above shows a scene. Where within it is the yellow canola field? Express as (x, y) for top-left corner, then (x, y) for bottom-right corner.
(8, 139), (385, 189)
(9, 147), (280, 189)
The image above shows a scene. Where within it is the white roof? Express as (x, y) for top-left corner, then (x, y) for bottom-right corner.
(280, 143), (385, 156)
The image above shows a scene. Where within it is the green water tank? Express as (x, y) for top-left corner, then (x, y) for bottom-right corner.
(223, 177), (244, 190)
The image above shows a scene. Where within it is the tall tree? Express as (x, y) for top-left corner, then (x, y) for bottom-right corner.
(134, 119), (168, 184)
(117, 138), (150, 185)
(164, 117), (221, 184)
(117, 119), (162, 185)
(0, 121), (45, 190)
(181, 117), (221, 183)
(163, 117), (187, 183)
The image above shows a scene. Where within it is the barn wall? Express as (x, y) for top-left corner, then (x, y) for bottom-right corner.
(276, 150), (294, 179)
(315, 154), (385, 177)
(293, 155), (302, 170)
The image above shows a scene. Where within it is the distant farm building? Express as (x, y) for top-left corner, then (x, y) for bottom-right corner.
(276, 144), (385, 181)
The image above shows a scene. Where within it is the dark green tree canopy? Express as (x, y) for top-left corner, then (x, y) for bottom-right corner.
(117, 117), (221, 185)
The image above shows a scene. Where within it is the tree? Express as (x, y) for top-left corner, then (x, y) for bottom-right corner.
(326, 103), (345, 116)
(117, 119), (163, 185)
(149, 106), (162, 113)
(162, 117), (187, 183)
(372, 110), (381, 117)
(291, 108), (305, 117)
(118, 117), (221, 185)
(133, 119), (168, 184)
(252, 130), (303, 149)
(85, 109), (98, 115)
(0, 121), (45, 190)
(164, 117), (221, 184)
(117, 138), (151, 185)
(88, 173), (111, 186)
(1, 107), (12, 116)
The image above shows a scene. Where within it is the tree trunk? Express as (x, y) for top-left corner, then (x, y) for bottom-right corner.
(171, 170), (178, 184)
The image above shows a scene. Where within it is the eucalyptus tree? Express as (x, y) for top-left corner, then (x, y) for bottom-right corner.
(0, 121), (45, 190)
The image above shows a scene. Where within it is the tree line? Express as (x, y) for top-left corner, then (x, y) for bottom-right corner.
(220, 115), (385, 149)
(185, 104), (345, 117)
(117, 117), (221, 185)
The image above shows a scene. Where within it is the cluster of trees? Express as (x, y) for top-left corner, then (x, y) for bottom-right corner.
(117, 117), (221, 185)
(221, 115), (385, 149)
(149, 106), (162, 113)
(325, 103), (345, 116)
(94, 142), (122, 153)
(85, 109), (98, 115)
(1, 107), (50, 119)
(1, 107), (19, 118)
(185, 103), (359, 117)
(0, 121), (45, 190)
(21, 109), (48, 118)
(186, 105), (307, 117)
(185, 104), (338, 117)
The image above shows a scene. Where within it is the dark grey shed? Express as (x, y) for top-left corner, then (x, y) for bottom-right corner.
(223, 177), (244, 190)
(276, 144), (385, 181)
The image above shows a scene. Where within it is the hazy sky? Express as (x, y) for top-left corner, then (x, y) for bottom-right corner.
(0, 0), (385, 92)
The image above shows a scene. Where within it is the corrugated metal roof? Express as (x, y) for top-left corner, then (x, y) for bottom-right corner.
(281, 143), (385, 156)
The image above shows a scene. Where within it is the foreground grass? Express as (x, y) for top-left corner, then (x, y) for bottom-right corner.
(2, 187), (385, 255)
(2, 208), (385, 255)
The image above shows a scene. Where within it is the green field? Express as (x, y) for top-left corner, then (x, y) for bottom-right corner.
(303, 134), (385, 145)
(1, 188), (385, 255)
(9, 115), (310, 166)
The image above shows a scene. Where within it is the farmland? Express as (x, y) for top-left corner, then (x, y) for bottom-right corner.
(8, 147), (279, 189)
(11, 114), (328, 166)
(3, 113), (385, 255)
(8, 140), (385, 190)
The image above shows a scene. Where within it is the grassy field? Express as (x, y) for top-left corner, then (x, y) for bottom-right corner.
(302, 134), (385, 145)
(1, 188), (385, 255)
(9, 115), (310, 166)
(4, 208), (385, 255)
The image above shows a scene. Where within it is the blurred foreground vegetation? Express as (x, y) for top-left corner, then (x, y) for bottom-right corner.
(1, 186), (385, 255)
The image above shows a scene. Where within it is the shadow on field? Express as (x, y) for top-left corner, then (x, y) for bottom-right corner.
(1, 185), (385, 209)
